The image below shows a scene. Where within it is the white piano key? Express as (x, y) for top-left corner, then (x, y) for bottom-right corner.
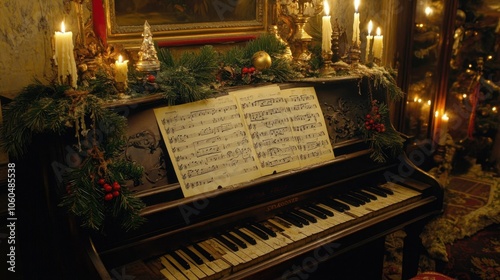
(159, 256), (189, 280)
(196, 242), (232, 273)
(164, 254), (200, 280)
(160, 268), (177, 280)
(239, 227), (276, 254)
(177, 249), (214, 279)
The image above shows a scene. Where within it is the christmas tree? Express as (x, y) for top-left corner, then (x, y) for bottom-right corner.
(136, 21), (161, 72)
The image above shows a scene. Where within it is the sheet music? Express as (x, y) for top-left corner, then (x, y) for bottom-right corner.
(281, 87), (335, 166)
(154, 96), (261, 197)
(154, 85), (335, 197)
(230, 85), (301, 174)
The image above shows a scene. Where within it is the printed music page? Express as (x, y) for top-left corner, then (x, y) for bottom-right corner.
(281, 87), (335, 166)
(230, 85), (301, 175)
(154, 95), (261, 197)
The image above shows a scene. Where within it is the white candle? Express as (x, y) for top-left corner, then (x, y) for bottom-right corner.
(54, 21), (78, 88)
(365, 20), (373, 62)
(372, 27), (383, 60)
(115, 55), (128, 87)
(322, 1), (332, 53)
(352, 0), (360, 46)
(439, 113), (449, 145)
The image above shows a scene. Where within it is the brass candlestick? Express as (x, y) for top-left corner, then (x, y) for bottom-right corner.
(321, 51), (335, 76)
(349, 41), (361, 65)
(331, 20), (341, 63)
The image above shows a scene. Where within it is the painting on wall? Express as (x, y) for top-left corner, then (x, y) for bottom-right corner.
(102, 0), (268, 46)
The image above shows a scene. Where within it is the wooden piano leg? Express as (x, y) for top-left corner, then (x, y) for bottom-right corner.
(402, 221), (426, 279)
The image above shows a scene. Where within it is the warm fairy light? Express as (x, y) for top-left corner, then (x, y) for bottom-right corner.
(414, 96), (418, 102)
(425, 7), (432, 16)
(493, 107), (497, 112)
(468, 64), (473, 68)
(463, 94), (467, 99)
(435, 111), (439, 118)
(487, 55), (493, 60)
(427, 100), (431, 105)
(417, 98), (422, 103)
(441, 113), (449, 122)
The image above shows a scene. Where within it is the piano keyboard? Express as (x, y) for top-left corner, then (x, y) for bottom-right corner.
(122, 182), (421, 280)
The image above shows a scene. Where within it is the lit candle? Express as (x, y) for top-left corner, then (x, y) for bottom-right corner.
(54, 21), (78, 88)
(115, 55), (129, 88)
(352, 0), (360, 46)
(439, 113), (449, 145)
(365, 20), (373, 62)
(372, 27), (383, 60)
(322, 1), (332, 53)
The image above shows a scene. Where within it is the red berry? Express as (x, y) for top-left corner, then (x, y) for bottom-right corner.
(98, 178), (106, 185)
(112, 191), (120, 197)
(112, 184), (121, 191)
(366, 114), (371, 119)
(147, 74), (156, 83)
(104, 193), (113, 201)
(242, 67), (249, 74)
(249, 67), (256, 73)
(103, 184), (112, 192)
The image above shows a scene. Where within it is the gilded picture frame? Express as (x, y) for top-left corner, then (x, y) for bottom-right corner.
(102, 0), (268, 47)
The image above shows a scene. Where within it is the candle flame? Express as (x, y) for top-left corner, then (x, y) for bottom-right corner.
(118, 55), (123, 63)
(376, 27), (381, 36)
(368, 20), (373, 35)
(61, 21), (66, 33)
(354, 0), (360, 12)
(324, 0), (330, 16)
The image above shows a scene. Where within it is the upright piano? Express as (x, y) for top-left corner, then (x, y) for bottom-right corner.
(31, 77), (443, 279)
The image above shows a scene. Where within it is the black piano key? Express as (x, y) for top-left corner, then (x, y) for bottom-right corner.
(365, 186), (387, 197)
(353, 190), (377, 200)
(232, 228), (257, 245)
(170, 251), (190, 270)
(215, 234), (239, 252)
(291, 209), (317, 223)
(348, 191), (371, 202)
(246, 224), (269, 240)
(193, 243), (215, 261)
(334, 195), (360, 207)
(341, 194), (365, 205)
(180, 246), (204, 265)
(375, 184), (394, 195)
(277, 213), (303, 228)
(288, 211), (310, 225)
(252, 222), (277, 237)
(309, 204), (334, 217)
(322, 198), (349, 212)
(303, 206), (327, 219)
(224, 232), (247, 249)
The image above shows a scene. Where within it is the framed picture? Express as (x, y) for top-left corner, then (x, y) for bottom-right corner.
(98, 0), (269, 47)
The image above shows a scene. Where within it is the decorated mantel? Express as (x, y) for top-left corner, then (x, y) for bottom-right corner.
(0, 1), (404, 233)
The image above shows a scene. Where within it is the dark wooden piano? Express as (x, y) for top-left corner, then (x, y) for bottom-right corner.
(17, 76), (443, 280)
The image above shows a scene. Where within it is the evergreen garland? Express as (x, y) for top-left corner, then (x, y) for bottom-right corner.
(0, 34), (408, 233)
(0, 82), (145, 231)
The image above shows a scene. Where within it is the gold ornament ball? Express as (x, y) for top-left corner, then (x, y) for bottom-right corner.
(252, 51), (272, 70)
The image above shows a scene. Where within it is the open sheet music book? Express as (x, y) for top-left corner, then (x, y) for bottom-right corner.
(154, 85), (335, 197)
